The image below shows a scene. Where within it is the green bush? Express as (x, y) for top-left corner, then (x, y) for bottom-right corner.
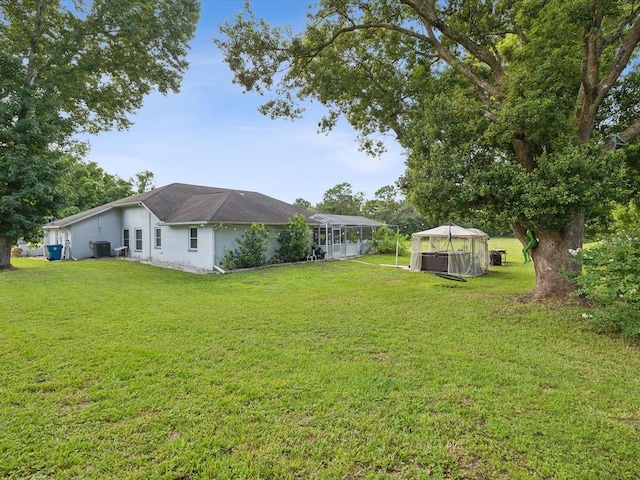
(222, 223), (269, 270)
(575, 229), (640, 341)
(275, 214), (311, 263)
(612, 200), (640, 233)
(370, 224), (408, 255)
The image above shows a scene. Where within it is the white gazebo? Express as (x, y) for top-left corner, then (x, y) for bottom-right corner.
(410, 224), (489, 276)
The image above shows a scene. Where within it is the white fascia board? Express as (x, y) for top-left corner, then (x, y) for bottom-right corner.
(158, 221), (210, 226)
(43, 206), (115, 229)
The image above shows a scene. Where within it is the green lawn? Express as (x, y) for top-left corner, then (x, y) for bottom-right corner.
(1, 239), (639, 479)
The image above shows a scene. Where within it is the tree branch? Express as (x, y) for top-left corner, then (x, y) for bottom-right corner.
(512, 134), (540, 172)
(484, 110), (499, 123)
(300, 20), (501, 99)
(25, 1), (45, 87)
(597, 14), (640, 103)
(512, 20), (528, 45)
(576, 4), (640, 142)
(603, 119), (640, 152)
(423, 24), (501, 98)
(297, 21), (420, 71)
(401, 0), (504, 84)
(617, 118), (640, 144)
(603, 4), (640, 48)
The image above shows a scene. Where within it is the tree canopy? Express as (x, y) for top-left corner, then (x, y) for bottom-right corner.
(217, 0), (640, 299)
(0, 0), (199, 268)
(361, 185), (432, 235)
(58, 158), (135, 218)
(131, 170), (156, 194)
(315, 181), (364, 215)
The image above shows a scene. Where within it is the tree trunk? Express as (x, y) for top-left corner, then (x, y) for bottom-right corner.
(0, 236), (15, 270)
(513, 212), (585, 302)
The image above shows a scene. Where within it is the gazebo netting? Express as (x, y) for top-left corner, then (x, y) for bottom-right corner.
(410, 224), (489, 276)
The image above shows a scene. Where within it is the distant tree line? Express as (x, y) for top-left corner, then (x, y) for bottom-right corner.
(59, 169), (632, 240)
(294, 181), (512, 237)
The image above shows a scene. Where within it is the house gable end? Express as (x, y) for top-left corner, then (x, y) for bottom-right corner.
(43, 205), (115, 229)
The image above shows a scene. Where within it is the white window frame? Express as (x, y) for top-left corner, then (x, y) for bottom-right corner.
(189, 227), (198, 251)
(123, 229), (130, 248)
(135, 229), (143, 252)
(154, 228), (162, 248)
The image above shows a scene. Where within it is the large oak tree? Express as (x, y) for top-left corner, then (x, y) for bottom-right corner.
(217, 0), (640, 300)
(0, 0), (199, 269)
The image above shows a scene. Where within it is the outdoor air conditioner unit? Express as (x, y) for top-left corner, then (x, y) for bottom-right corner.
(94, 241), (111, 258)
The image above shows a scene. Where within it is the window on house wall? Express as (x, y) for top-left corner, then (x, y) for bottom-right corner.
(135, 229), (143, 251)
(154, 228), (162, 248)
(189, 227), (198, 250)
(123, 229), (130, 248)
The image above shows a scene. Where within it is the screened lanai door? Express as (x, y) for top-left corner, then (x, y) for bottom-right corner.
(332, 227), (342, 257)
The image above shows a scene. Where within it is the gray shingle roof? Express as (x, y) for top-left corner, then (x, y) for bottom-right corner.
(43, 204), (115, 228)
(45, 183), (319, 228)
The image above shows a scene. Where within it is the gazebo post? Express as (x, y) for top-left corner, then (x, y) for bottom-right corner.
(395, 225), (399, 266)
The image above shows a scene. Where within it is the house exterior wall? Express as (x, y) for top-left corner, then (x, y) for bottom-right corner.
(45, 228), (63, 246)
(265, 226), (286, 259)
(154, 224), (215, 272)
(45, 210), (121, 259)
(121, 205), (156, 261)
(146, 223), (284, 273)
(44, 207), (376, 271)
(73, 212), (121, 258)
(214, 227), (240, 266)
(213, 224), (290, 268)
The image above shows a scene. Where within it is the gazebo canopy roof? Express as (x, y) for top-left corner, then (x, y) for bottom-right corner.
(410, 224), (490, 276)
(412, 224), (488, 239)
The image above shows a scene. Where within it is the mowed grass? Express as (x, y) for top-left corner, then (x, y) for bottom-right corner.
(1, 238), (639, 479)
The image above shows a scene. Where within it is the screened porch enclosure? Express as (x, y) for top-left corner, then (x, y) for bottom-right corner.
(309, 214), (383, 259)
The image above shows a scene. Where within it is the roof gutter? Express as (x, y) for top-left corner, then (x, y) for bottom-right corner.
(159, 220), (322, 227)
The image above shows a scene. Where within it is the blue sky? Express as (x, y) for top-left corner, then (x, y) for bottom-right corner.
(82, 0), (406, 205)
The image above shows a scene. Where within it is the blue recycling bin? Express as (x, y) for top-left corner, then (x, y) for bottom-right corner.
(46, 244), (63, 261)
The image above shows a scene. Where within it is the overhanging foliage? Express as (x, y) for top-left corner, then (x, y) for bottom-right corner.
(217, 0), (640, 299)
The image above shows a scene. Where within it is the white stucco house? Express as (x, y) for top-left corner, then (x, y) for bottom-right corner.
(43, 183), (383, 272)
